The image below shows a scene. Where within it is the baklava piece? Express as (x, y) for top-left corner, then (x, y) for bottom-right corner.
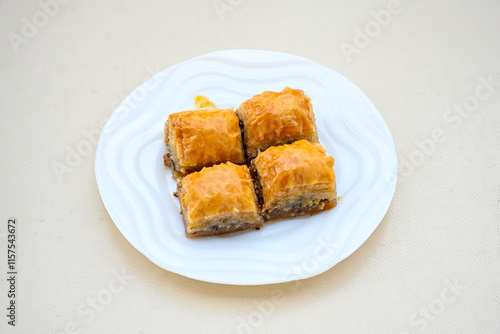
(177, 162), (263, 238)
(236, 87), (319, 159)
(164, 108), (245, 175)
(252, 140), (337, 220)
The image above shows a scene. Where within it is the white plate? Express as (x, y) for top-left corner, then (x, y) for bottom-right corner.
(95, 50), (398, 285)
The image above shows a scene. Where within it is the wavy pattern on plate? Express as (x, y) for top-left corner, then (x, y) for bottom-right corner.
(95, 50), (398, 285)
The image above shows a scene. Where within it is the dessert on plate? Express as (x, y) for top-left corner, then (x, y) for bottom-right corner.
(164, 108), (244, 175)
(164, 88), (337, 238)
(251, 139), (337, 220)
(176, 161), (263, 238)
(236, 87), (319, 159)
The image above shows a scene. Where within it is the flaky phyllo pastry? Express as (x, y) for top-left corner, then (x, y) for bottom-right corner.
(164, 108), (244, 175)
(164, 88), (336, 238)
(251, 140), (337, 220)
(236, 87), (319, 158)
(176, 162), (263, 238)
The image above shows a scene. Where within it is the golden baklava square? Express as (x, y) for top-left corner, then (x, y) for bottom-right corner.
(164, 108), (245, 174)
(177, 162), (263, 238)
(236, 87), (319, 158)
(251, 140), (337, 220)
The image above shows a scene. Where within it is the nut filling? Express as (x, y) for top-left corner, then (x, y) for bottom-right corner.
(262, 198), (333, 220)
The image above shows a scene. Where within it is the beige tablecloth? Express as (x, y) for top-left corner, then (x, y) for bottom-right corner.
(1, 0), (499, 333)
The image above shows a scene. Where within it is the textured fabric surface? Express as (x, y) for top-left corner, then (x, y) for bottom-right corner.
(0, 0), (499, 333)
